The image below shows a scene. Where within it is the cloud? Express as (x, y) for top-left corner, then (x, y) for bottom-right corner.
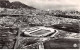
(9, 0), (80, 10)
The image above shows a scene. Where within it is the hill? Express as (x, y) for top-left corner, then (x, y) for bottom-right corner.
(0, 0), (36, 9)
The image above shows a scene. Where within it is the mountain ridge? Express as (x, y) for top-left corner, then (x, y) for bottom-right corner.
(0, 0), (36, 9)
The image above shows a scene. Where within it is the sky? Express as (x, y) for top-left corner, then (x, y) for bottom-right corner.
(9, 0), (80, 10)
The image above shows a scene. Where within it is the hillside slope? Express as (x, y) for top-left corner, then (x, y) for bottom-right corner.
(0, 0), (36, 9)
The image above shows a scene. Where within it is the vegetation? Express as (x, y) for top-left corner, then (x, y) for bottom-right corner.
(0, 0), (80, 49)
